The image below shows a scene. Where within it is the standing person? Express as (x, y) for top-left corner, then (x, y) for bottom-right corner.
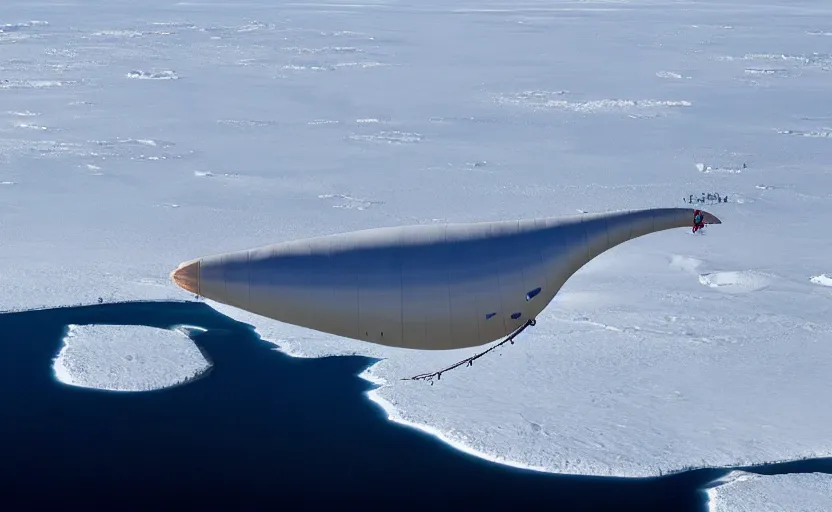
(693, 209), (705, 233)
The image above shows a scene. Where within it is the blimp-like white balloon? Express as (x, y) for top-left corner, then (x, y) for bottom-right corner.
(172, 208), (720, 351)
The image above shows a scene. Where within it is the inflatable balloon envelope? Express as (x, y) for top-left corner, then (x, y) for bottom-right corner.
(172, 208), (721, 351)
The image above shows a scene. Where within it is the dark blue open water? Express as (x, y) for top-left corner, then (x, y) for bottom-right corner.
(0, 301), (828, 510)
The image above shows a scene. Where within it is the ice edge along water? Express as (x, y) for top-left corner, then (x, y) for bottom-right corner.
(260, 318), (552, 473)
(361, 367), (553, 473)
(706, 471), (832, 512)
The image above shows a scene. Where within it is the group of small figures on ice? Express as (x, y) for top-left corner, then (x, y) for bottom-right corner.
(684, 192), (729, 205)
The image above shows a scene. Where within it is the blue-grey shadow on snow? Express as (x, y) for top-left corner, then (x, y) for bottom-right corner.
(0, 300), (729, 510)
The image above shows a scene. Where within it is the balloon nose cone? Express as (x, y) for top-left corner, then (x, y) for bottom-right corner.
(171, 259), (200, 295)
(702, 211), (722, 224)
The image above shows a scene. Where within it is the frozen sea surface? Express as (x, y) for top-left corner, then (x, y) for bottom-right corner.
(707, 471), (832, 512)
(1, 0), (832, 481)
(17, 301), (726, 509)
(7, 300), (832, 509)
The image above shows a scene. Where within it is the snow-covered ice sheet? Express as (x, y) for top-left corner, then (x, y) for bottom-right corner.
(2, 0), (832, 477)
(53, 324), (211, 392)
(707, 471), (832, 512)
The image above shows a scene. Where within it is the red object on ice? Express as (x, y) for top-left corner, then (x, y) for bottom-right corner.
(692, 209), (705, 233)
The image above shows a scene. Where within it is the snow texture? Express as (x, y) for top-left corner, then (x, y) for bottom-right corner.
(53, 325), (211, 392)
(707, 471), (832, 512)
(1, 0), (831, 481)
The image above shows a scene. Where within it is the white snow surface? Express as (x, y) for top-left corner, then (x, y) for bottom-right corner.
(2, 0), (832, 478)
(53, 324), (211, 392)
(707, 471), (832, 512)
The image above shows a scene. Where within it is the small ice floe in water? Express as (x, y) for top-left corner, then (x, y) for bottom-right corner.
(90, 29), (145, 38)
(318, 193), (384, 210)
(810, 274), (832, 287)
(0, 79), (74, 89)
(8, 110), (39, 117)
(744, 68), (790, 77)
(126, 70), (179, 80)
(777, 128), (832, 138)
(495, 91), (690, 113)
(53, 324), (212, 392)
(655, 71), (687, 79)
(89, 138), (173, 149)
(334, 61), (387, 69)
(194, 170), (238, 178)
(308, 119), (338, 125)
(282, 45), (363, 55)
(0, 21), (49, 32)
(14, 122), (47, 130)
(219, 118), (277, 128)
(348, 130), (423, 144)
(695, 162), (746, 174)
